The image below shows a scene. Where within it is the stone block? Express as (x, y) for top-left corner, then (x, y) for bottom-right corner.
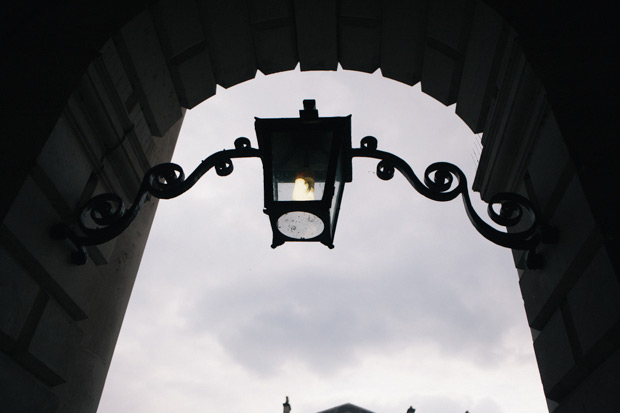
(380, 0), (426, 86)
(294, 0), (338, 71)
(28, 298), (83, 382)
(534, 309), (575, 395)
(421, 0), (472, 105)
(555, 347), (620, 412)
(174, 49), (217, 108)
(119, 10), (182, 136)
(248, 0), (298, 75)
(526, 111), (571, 219)
(248, 0), (291, 22)
(199, 0), (257, 88)
(127, 103), (153, 154)
(519, 174), (598, 327)
(455, 0), (505, 133)
(253, 24), (298, 75)
(152, 0), (217, 108)
(0, 353), (59, 413)
(338, 0), (381, 73)
(426, 0), (472, 49)
(154, 0), (206, 58)
(99, 40), (135, 109)
(421, 44), (461, 105)
(567, 246), (620, 354)
(3, 178), (91, 319)
(36, 115), (94, 213)
(471, 51), (540, 200)
(0, 246), (39, 344)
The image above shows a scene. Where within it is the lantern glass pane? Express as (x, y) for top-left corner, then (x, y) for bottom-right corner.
(329, 153), (343, 233)
(276, 211), (325, 239)
(271, 130), (333, 201)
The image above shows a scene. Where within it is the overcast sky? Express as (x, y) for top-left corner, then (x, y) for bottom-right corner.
(98, 68), (547, 413)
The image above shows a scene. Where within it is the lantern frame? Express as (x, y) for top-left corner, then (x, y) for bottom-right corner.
(255, 100), (352, 248)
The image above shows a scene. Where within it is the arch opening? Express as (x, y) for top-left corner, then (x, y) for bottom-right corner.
(4, 1), (616, 412)
(97, 69), (547, 412)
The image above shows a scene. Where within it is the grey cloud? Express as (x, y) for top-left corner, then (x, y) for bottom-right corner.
(100, 69), (546, 413)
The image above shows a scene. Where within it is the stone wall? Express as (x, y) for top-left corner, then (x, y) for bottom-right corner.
(474, 34), (620, 411)
(1, 40), (182, 411)
(1, 1), (618, 411)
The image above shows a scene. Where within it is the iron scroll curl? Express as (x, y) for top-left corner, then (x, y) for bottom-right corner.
(351, 136), (541, 252)
(52, 138), (260, 264)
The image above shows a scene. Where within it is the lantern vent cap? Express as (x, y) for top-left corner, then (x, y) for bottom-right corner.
(300, 99), (318, 120)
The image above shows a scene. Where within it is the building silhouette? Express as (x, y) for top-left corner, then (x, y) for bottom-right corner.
(316, 402), (376, 413)
(1, 1), (618, 412)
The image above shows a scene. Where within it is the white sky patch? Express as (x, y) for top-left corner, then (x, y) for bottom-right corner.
(98, 69), (547, 413)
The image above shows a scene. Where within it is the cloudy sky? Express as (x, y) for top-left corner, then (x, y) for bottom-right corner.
(98, 69), (547, 413)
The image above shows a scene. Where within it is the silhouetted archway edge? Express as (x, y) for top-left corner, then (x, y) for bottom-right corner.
(2, 0), (618, 237)
(2, 1), (619, 411)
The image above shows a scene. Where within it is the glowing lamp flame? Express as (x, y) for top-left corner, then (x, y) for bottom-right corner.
(292, 171), (315, 200)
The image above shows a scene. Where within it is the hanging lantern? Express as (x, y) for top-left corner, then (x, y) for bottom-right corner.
(55, 99), (544, 267)
(255, 100), (352, 248)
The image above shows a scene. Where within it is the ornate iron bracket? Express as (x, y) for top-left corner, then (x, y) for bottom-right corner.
(51, 138), (260, 265)
(54, 135), (552, 268)
(351, 136), (553, 269)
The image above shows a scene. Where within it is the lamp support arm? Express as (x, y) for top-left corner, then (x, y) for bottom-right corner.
(351, 136), (549, 268)
(51, 138), (260, 264)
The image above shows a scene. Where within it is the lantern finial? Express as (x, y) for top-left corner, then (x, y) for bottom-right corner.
(300, 99), (318, 120)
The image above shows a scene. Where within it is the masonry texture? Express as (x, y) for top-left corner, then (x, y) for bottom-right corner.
(1, 1), (618, 412)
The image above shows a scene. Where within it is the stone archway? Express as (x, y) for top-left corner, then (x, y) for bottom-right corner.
(1, 1), (618, 412)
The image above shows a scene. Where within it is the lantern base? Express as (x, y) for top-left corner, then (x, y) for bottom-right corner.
(266, 205), (336, 249)
(276, 211), (325, 240)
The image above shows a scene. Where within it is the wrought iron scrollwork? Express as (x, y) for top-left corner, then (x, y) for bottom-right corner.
(52, 138), (260, 264)
(54, 133), (550, 268)
(352, 136), (548, 268)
